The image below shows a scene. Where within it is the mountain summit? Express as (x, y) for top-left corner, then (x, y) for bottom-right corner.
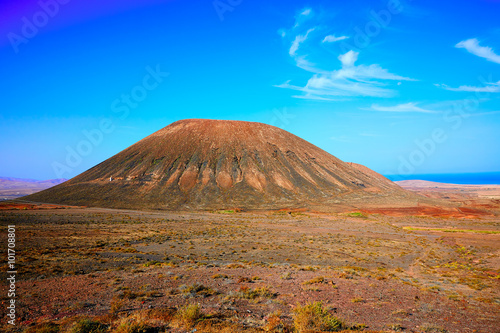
(25, 119), (408, 210)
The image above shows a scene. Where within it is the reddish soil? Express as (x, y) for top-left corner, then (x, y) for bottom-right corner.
(0, 201), (83, 210)
(1, 207), (498, 332)
(360, 206), (494, 219)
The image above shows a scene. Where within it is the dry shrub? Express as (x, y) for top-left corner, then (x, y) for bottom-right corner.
(146, 308), (176, 322)
(264, 311), (292, 332)
(293, 302), (343, 332)
(23, 322), (60, 333)
(212, 273), (229, 279)
(238, 286), (277, 299)
(173, 303), (204, 329)
(302, 276), (326, 285)
(112, 311), (163, 333)
(69, 318), (108, 333)
(237, 276), (253, 283)
(110, 297), (126, 314)
(179, 283), (218, 297)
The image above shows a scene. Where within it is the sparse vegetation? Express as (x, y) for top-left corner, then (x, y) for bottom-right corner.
(24, 322), (60, 333)
(235, 286), (278, 299)
(293, 302), (344, 332)
(173, 303), (204, 329)
(179, 283), (218, 297)
(3, 206), (499, 333)
(69, 318), (108, 333)
(345, 212), (367, 218)
(302, 276), (326, 285)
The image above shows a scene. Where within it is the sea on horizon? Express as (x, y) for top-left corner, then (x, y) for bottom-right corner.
(384, 172), (500, 185)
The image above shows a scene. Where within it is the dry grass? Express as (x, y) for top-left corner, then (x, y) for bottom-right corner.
(179, 283), (218, 297)
(264, 311), (292, 332)
(236, 286), (278, 299)
(302, 276), (326, 285)
(293, 302), (344, 332)
(69, 318), (108, 333)
(23, 322), (60, 333)
(173, 303), (204, 329)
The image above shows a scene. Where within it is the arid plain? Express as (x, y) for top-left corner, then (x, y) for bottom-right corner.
(1, 181), (499, 333)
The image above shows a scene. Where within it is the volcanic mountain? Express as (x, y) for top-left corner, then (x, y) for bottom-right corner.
(25, 119), (413, 210)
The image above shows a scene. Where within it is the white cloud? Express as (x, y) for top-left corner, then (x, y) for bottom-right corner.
(300, 8), (312, 16)
(289, 28), (315, 56)
(338, 50), (358, 67)
(293, 8), (314, 29)
(322, 35), (349, 43)
(455, 38), (500, 64)
(276, 50), (415, 98)
(364, 103), (438, 113)
(436, 81), (500, 93)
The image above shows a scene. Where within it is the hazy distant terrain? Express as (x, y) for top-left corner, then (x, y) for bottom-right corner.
(0, 177), (66, 200)
(396, 179), (500, 200)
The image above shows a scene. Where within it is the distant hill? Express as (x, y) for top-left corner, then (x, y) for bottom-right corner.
(24, 119), (419, 210)
(0, 177), (67, 200)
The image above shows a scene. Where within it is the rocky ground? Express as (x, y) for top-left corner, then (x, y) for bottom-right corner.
(0, 194), (499, 332)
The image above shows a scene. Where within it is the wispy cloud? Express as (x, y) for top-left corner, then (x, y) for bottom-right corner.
(436, 81), (500, 93)
(276, 50), (414, 98)
(293, 8), (314, 29)
(289, 28), (315, 56)
(363, 102), (438, 113)
(300, 8), (312, 16)
(455, 38), (500, 64)
(322, 35), (349, 43)
(277, 9), (414, 100)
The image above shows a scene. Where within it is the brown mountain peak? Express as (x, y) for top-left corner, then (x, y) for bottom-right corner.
(25, 119), (407, 210)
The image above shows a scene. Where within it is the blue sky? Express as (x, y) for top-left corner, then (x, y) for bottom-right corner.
(0, 0), (499, 180)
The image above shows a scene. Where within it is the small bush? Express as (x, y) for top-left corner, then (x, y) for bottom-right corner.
(264, 311), (292, 332)
(299, 266), (317, 272)
(293, 302), (343, 332)
(302, 276), (325, 285)
(346, 212), (367, 218)
(110, 297), (125, 314)
(386, 323), (405, 331)
(179, 284), (218, 297)
(211, 274), (229, 279)
(113, 312), (158, 333)
(238, 286), (277, 299)
(174, 303), (204, 329)
(69, 318), (108, 333)
(24, 322), (60, 333)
